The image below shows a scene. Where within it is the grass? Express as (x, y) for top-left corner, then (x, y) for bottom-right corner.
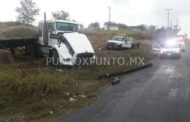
(0, 49), (150, 121)
(0, 65), (103, 119)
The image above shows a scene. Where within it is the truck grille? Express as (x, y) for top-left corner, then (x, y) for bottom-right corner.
(76, 53), (94, 65)
(166, 51), (175, 53)
(107, 42), (117, 46)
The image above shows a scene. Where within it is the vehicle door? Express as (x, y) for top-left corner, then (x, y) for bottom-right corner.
(122, 37), (129, 48)
(152, 44), (161, 54)
(123, 37), (132, 48)
(48, 23), (58, 46)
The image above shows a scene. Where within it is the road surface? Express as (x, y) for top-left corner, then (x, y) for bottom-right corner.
(60, 41), (190, 122)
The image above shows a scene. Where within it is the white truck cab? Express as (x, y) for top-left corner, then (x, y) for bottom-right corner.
(38, 20), (95, 66)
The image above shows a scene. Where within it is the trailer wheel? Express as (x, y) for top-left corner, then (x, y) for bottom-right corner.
(137, 44), (140, 48)
(106, 46), (110, 50)
(131, 44), (135, 48)
(30, 43), (38, 56)
(52, 49), (60, 66)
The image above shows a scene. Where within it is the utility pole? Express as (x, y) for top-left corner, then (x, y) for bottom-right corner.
(165, 9), (173, 39)
(108, 7), (111, 30)
(165, 9), (173, 28)
(170, 21), (173, 34)
(176, 18), (179, 29)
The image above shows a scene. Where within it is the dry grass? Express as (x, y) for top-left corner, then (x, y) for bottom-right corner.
(0, 50), (150, 121)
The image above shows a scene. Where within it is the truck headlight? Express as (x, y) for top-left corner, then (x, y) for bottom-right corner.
(64, 58), (71, 62)
(177, 50), (180, 53)
(160, 50), (164, 54)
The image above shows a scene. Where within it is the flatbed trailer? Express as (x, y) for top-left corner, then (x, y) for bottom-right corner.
(0, 17), (95, 66)
(0, 37), (38, 55)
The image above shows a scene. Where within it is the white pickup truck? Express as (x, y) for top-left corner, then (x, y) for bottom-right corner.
(106, 35), (140, 49)
(152, 40), (182, 59)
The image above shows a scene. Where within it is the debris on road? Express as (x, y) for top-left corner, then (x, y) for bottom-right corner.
(79, 95), (86, 98)
(69, 97), (77, 102)
(111, 77), (120, 85)
(98, 63), (153, 79)
(49, 111), (54, 115)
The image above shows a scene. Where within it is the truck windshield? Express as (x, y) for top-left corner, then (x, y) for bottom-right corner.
(111, 36), (124, 41)
(56, 22), (78, 32)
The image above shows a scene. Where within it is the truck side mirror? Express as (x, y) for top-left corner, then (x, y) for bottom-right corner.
(57, 39), (61, 48)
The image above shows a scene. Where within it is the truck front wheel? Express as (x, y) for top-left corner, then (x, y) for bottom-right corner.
(52, 49), (60, 66)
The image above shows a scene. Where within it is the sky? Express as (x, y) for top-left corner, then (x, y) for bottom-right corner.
(0, 0), (190, 34)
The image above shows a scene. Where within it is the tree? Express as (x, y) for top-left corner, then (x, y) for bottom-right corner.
(117, 23), (127, 30)
(79, 24), (84, 30)
(104, 22), (117, 30)
(104, 22), (117, 27)
(88, 22), (100, 30)
(52, 10), (69, 20)
(138, 25), (147, 31)
(16, 0), (40, 24)
(148, 25), (156, 31)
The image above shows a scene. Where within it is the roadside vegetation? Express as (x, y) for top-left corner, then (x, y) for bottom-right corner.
(0, 52), (150, 122)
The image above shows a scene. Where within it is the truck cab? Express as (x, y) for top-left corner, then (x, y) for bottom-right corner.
(38, 20), (95, 66)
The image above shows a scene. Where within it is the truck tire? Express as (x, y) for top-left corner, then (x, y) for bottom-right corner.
(52, 49), (60, 66)
(106, 46), (110, 50)
(137, 44), (140, 48)
(30, 43), (38, 56)
(118, 45), (122, 50)
(131, 44), (136, 49)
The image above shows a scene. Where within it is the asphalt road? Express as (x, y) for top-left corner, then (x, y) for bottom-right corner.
(61, 41), (190, 122)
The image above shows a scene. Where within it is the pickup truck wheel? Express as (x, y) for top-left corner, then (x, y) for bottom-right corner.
(106, 46), (110, 50)
(118, 45), (122, 50)
(131, 44), (135, 48)
(176, 54), (181, 59)
(132, 44), (137, 49)
(52, 49), (60, 66)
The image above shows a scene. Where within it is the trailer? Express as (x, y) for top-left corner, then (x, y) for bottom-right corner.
(0, 37), (38, 55)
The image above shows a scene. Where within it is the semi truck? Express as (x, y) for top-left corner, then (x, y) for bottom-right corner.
(0, 14), (95, 66)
